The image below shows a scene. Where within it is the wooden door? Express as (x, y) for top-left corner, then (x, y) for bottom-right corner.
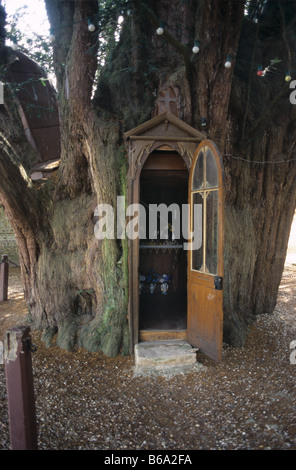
(187, 140), (224, 361)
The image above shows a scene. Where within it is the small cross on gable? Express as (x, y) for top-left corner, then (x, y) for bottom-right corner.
(154, 87), (178, 117)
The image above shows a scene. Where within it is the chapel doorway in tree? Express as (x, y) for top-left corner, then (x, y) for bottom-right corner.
(139, 147), (188, 342)
(124, 111), (224, 362)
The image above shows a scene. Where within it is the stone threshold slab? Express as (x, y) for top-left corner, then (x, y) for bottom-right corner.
(135, 340), (198, 369)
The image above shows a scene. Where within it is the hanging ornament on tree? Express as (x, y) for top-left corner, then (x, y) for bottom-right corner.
(88, 18), (95, 32)
(257, 65), (263, 77)
(49, 29), (55, 42)
(224, 55), (232, 68)
(285, 71), (292, 82)
(192, 40), (200, 54)
(156, 22), (165, 35)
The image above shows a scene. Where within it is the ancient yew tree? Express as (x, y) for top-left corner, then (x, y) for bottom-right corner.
(0, 0), (295, 356)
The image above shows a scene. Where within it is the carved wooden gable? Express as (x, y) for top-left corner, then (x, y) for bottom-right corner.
(124, 111), (206, 180)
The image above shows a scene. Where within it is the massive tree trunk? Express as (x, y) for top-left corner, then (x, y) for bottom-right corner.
(0, 1), (130, 356)
(223, 9), (296, 345)
(0, 0), (295, 355)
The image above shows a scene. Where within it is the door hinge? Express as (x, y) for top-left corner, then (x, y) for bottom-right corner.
(214, 276), (223, 290)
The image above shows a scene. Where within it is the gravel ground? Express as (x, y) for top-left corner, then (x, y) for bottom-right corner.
(0, 265), (296, 451)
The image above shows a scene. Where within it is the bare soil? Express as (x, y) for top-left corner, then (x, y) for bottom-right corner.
(0, 265), (296, 450)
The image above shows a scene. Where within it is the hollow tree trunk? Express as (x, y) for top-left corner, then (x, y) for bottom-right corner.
(0, 0), (295, 355)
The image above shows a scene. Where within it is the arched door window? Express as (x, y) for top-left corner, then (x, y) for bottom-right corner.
(191, 147), (219, 275)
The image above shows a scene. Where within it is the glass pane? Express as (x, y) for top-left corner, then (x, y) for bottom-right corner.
(205, 149), (218, 188)
(191, 192), (203, 271)
(205, 191), (218, 274)
(192, 151), (204, 190)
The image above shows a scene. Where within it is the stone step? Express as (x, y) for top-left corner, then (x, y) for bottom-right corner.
(134, 340), (201, 376)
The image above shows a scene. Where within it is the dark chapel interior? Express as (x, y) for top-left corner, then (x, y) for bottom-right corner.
(139, 148), (188, 331)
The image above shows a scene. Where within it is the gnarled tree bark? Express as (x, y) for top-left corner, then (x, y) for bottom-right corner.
(0, 0), (295, 354)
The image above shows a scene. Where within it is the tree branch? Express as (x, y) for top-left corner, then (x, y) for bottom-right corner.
(241, 24), (260, 142)
(134, 0), (193, 74)
(45, 0), (100, 199)
(246, 84), (291, 140)
(45, 0), (99, 109)
(0, 128), (40, 224)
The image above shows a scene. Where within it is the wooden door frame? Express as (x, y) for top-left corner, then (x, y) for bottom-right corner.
(127, 141), (192, 352)
(124, 111), (206, 353)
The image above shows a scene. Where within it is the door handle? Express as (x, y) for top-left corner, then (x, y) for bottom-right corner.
(214, 276), (223, 290)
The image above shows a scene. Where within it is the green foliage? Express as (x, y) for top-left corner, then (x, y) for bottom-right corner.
(5, 6), (54, 77)
(245, 0), (296, 30)
(4, 1), (132, 88)
(95, 0), (130, 76)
